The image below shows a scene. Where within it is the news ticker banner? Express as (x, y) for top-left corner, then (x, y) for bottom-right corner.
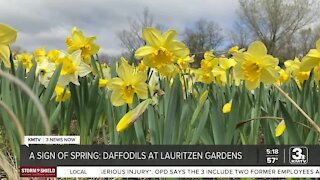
(20, 145), (320, 178)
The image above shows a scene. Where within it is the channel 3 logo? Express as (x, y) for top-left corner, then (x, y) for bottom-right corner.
(289, 146), (308, 165)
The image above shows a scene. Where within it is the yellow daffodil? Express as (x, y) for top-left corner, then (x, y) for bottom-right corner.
(16, 53), (33, 72)
(222, 102), (232, 113)
(36, 58), (56, 87)
(275, 120), (286, 137)
(200, 51), (218, 72)
(108, 58), (148, 106)
(135, 27), (189, 72)
(158, 64), (179, 78)
(137, 61), (149, 72)
(117, 99), (152, 132)
(55, 85), (71, 102)
(96, 64), (111, 88)
(47, 49), (60, 63)
(314, 63), (320, 85)
(233, 41), (279, 90)
(228, 46), (239, 54)
(276, 67), (289, 84)
(212, 57), (237, 86)
(284, 58), (310, 88)
(56, 50), (92, 86)
(300, 39), (320, 71)
(218, 57), (237, 70)
(177, 55), (194, 70)
(193, 52), (221, 84)
(284, 58), (301, 75)
(0, 23), (17, 67)
(204, 50), (215, 60)
(34, 47), (47, 64)
(194, 68), (214, 84)
(212, 68), (226, 86)
(99, 79), (108, 88)
(66, 27), (100, 64)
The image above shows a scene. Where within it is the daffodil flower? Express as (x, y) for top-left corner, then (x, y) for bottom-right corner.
(16, 53), (33, 72)
(36, 58), (55, 87)
(34, 47), (47, 64)
(301, 39), (320, 71)
(194, 68), (214, 84)
(135, 27), (189, 72)
(212, 57), (237, 86)
(275, 66), (289, 84)
(66, 27), (100, 64)
(0, 23), (17, 68)
(228, 46), (240, 54)
(47, 49), (60, 63)
(177, 55), (194, 70)
(233, 41), (279, 90)
(284, 58), (310, 88)
(55, 85), (71, 102)
(108, 58), (148, 106)
(56, 50), (91, 86)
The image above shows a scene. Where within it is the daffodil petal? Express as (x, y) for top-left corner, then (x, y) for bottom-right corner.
(108, 78), (124, 90)
(233, 52), (247, 63)
(135, 46), (155, 59)
(275, 120), (286, 137)
(306, 49), (320, 58)
(260, 68), (279, 84)
(162, 29), (177, 47)
(111, 91), (125, 106)
(300, 56), (320, 71)
(72, 50), (82, 65)
(168, 41), (190, 57)
(0, 44), (11, 67)
(135, 82), (148, 100)
(0, 23), (17, 44)
(261, 55), (279, 67)
(117, 61), (134, 82)
(245, 79), (260, 90)
(143, 27), (161, 48)
(78, 62), (91, 77)
(247, 41), (267, 57)
(219, 58), (237, 70)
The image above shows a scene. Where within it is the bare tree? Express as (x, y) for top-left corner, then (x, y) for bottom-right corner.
(228, 21), (252, 49)
(296, 25), (320, 56)
(238, 0), (318, 56)
(183, 19), (224, 66)
(117, 8), (162, 57)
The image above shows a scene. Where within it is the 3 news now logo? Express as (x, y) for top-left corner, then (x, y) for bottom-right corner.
(289, 146), (308, 165)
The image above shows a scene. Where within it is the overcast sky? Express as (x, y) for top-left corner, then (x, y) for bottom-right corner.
(0, 0), (239, 55)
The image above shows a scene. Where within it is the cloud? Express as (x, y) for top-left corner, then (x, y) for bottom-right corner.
(0, 0), (239, 55)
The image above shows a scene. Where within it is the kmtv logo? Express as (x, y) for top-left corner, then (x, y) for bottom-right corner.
(289, 146), (308, 165)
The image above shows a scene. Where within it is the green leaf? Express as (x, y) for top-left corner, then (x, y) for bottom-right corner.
(191, 100), (210, 144)
(42, 64), (62, 105)
(279, 102), (302, 144)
